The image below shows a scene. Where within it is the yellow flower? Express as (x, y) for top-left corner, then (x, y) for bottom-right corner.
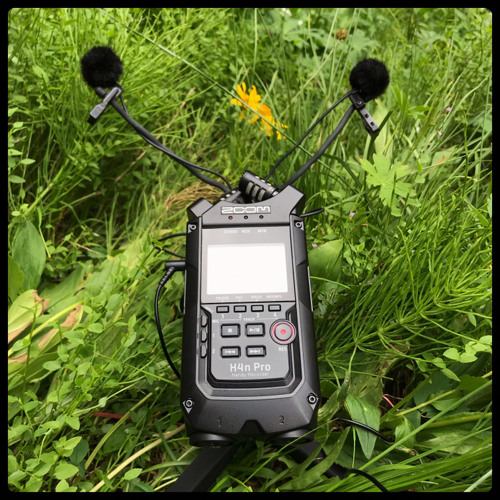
(231, 82), (287, 140)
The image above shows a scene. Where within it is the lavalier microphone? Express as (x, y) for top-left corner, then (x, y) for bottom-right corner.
(81, 46), (123, 89)
(81, 46), (125, 125)
(80, 46), (233, 193)
(275, 57), (390, 189)
(348, 58), (390, 137)
(349, 58), (390, 102)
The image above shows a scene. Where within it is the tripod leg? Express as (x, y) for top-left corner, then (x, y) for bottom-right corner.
(167, 444), (239, 492)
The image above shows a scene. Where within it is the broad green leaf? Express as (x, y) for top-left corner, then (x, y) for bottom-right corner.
(54, 436), (82, 457)
(8, 256), (24, 301)
(443, 347), (460, 361)
(55, 479), (70, 492)
(70, 439), (89, 465)
(308, 239), (343, 281)
(42, 360), (61, 372)
(88, 322), (103, 333)
(8, 174), (25, 183)
(442, 367), (461, 382)
(124, 468), (143, 480)
(40, 265), (86, 313)
(394, 415), (416, 448)
(8, 289), (48, 342)
(65, 415), (80, 430)
(24, 476), (43, 492)
(54, 462), (79, 480)
(344, 393), (380, 459)
(12, 221), (46, 290)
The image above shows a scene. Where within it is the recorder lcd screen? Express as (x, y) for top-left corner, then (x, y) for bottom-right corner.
(206, 243), (288, 295)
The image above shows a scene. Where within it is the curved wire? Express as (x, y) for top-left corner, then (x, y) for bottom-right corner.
(278, 104), (356, 190)
(94, 86), (233, 193)
(265, 90), (357, 182)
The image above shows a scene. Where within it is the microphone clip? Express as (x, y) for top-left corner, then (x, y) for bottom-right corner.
(349, 93), (380, 137)
(88, 85), (123, 125)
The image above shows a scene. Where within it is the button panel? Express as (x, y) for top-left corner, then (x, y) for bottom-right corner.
(200, 302), (296, 382)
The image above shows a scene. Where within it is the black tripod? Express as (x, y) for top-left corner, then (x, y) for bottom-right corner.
(167, 428), (390, 492)
(166, 439), (347, 492)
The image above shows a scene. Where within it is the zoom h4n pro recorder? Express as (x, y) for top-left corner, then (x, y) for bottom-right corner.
(180, 177), (320, 445)
(81, 46), (389, 450)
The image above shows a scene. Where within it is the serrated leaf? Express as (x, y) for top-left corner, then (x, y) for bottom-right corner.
(359, 153), (419, 216)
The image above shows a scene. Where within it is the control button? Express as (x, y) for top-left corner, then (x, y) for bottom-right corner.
(221, 324), (240, 337)
(246, 346), (266, 357)
(200, 314), (208, 327)
(216, 306), (229, 313)
(268, 304), (281, 312)
(234, 305), (246, 313)
(270, 320), (296, 345)
(200, 344), (207, 358)
(200, 327), (208, 342)
(251, 305), (264, 312)
(246, 324), (265, 336)
(221, 347), (240, 358)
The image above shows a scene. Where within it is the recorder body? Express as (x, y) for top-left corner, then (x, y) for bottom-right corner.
(180, 185), (320, 446)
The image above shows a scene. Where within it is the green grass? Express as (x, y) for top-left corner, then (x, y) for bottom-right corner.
(8, 7), (491, 492)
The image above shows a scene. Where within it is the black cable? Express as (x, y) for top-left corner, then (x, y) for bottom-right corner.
(344, 467), (389, 492)
(93, 87), (233, 193)
(300, 207), (325, 218)
(154, 261), (186, 379)
(278, 105), (356, 190)
(333, 417), (394, 443)
(264, 90), (356, 182)
(321, 416), (393, 491)
(153, 232), (187, 259)
(157, 232), (188, 242)
(291, 437), (389, 492)
(160, 247), (186, 259)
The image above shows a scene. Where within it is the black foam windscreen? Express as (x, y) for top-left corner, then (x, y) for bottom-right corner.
(349, 58), (389, 102)
(81, 46), (123, 88)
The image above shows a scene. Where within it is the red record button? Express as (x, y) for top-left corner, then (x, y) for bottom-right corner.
(270, 320), (296, 345)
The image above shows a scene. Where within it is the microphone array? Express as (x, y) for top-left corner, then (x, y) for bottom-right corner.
(80, 46), (389, 191)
